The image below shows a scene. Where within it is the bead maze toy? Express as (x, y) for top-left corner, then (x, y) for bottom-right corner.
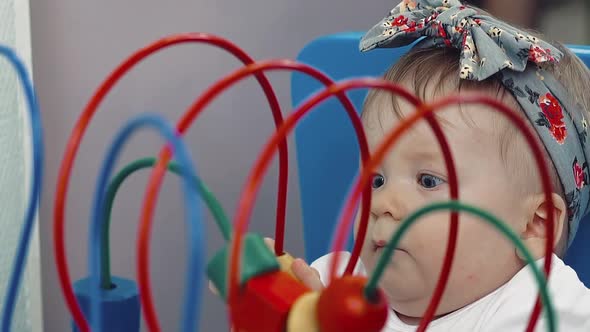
(1, 29), (589, 332)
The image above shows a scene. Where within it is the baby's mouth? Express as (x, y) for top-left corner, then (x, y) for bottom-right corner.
(373, 240), (405, 251)
(372, 240), (407, 254)
(373, 240), (385, 252)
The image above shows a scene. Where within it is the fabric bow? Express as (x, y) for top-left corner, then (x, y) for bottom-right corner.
(360, 0), (563, 81)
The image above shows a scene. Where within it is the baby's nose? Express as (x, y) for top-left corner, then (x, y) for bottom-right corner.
(371, 190), (405, 221)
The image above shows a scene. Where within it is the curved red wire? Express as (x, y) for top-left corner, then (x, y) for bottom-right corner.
(53, 33), (286, 332)
(227, 80), (413, 325)
(321, 91), (461, 331)
(429, 97), (553, 332)
(230, 77), (459, 331)
(320, 87), (459, 331)
(328, 101), (459, 329)
(138, 59), (370, 331)
(337, 93), (555, 331)
(416, 107), (460, 330)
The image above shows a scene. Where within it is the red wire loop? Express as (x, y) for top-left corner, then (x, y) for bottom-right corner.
(139, 59), (369, 331)
(326, 96), (452, 331)
(224, 79), (448, 330)
(230, 78), (459, 331)
(336, 93), (555, 332)
(328, 100), (459, 331)
(54, 33), (286, 332)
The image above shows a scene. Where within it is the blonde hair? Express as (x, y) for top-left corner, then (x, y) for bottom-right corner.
(363, 39), (590, 255)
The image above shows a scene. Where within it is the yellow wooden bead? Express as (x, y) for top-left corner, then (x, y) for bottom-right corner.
(287, 291), (321, 332)
(276, 252), (297, 279)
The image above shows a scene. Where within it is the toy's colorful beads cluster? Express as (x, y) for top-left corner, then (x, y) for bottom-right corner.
(208, 234), (388, 332)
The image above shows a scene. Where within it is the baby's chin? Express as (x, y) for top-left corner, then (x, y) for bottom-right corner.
(362, 250), (432, 313)
(366, 257), (514, 319)
(377, 273), (458, 319)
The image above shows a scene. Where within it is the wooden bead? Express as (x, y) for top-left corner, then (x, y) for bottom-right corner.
(286, 292), (321, 332)
(276, 252), (297, 279)
(317, 276), (388, 332)
(207, 233), (280, 299)
(230, 270), (310, 332)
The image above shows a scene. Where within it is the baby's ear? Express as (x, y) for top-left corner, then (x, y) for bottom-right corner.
(517, 193), (566, 261)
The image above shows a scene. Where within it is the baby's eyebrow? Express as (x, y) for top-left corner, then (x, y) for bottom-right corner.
(402, 147), (444, 163)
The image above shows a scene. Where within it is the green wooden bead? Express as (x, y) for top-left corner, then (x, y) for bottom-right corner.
(207, 233), (279, 299)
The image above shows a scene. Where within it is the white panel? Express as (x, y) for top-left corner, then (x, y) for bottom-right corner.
(0, 0), (43, 330)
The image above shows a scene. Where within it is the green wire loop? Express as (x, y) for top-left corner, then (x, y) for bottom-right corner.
(101, 157), (231, 289)
(364, 200), (556, 332)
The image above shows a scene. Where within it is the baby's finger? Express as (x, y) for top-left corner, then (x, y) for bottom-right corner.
(208, 280), (219, 295)
(263, 237), (275, 252)
(291, 258), (324, 291)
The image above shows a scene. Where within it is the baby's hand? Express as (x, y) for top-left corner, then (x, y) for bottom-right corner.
(208, 281), (220, 296)
(263, 237), (324, 291)
(291, 258), (324, 291)
(208, 237), (325, 296)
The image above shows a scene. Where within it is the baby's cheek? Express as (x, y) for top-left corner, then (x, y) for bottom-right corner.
(400, 220), (475, 301)
(410, 215), (469, 278)
(413, 215), (452, 252)
(450, 216), (516, 278)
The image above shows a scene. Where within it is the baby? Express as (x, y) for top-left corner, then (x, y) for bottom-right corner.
(279, 0), (590, 331)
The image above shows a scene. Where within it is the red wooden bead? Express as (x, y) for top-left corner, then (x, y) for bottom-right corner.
(229, 270), (310, 332)
(317, 275), (388, 332)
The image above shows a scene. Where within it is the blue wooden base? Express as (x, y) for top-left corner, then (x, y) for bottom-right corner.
(72, 276), (140, 332)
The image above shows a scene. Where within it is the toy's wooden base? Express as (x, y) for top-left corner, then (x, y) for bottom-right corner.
(72, 276), (140, 332)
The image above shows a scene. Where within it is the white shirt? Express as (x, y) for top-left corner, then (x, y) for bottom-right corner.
(311, 252), (590, 331)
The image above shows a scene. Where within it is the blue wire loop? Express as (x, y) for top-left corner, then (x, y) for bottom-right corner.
(88, 113), (205, 332)
(0, 45), (44, 332)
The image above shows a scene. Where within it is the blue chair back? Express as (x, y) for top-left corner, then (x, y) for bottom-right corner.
(290, 32), (590, 286)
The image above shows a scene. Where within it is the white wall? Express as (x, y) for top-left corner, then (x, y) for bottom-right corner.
(0, 0), (42, 331)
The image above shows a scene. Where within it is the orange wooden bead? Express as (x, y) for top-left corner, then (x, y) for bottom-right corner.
(317, 275), (388, 332)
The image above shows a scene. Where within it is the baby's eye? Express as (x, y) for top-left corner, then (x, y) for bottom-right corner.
(371, 173), (385, 189)
(417, 173), (445, 189)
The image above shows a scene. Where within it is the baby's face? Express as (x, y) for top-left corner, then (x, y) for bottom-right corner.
(357, 89), (531, 318)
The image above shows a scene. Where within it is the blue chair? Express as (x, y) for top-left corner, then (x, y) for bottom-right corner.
(290, 32), (590, 286)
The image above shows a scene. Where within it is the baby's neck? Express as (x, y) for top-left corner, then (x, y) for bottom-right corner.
(395, 310), (451, 326)
(395, 311), (422, 326)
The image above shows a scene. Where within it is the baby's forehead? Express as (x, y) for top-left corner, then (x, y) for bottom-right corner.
(362, 89), (502, 139)
(362, 65), (519, 127)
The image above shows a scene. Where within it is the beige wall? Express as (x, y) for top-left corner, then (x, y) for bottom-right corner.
(542, 0), (589, 44)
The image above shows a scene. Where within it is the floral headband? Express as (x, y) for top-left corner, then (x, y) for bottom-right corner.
(360, 0), (590, 247)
